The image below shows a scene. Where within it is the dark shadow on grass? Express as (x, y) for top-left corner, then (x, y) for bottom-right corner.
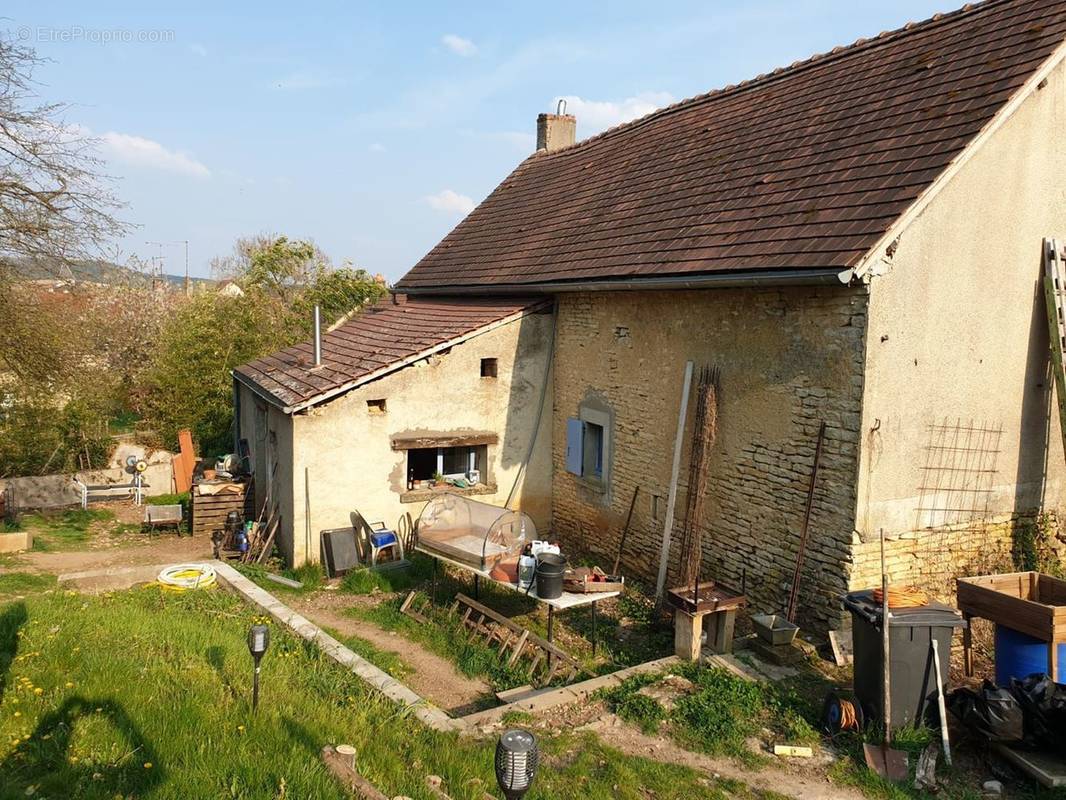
(0, 696), (164, 796)
(205, 644), (241, 701)
(281, 715), (324, 759)
(0, 600), (28, 699)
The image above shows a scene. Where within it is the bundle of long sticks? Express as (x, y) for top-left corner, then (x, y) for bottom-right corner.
(674, 365), (720, 589)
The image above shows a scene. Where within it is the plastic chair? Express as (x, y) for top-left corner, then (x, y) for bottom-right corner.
(367, 520), (404, 566)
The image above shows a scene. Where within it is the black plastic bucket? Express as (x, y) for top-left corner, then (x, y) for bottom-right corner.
(535, 553), (566, 599)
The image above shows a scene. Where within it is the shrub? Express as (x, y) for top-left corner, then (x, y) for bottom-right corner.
(0, 394), (111, 477)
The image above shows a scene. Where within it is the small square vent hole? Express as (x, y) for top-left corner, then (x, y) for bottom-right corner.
(480, 358), (498, 378)
(367, 399), (387, 414)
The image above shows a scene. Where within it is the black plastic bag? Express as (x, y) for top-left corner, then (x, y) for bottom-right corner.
(1010, 673), (1066, 753)
(947, 680), (1024, 742)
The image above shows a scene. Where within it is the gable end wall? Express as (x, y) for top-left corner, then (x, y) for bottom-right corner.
(855, 55), (1066, 592)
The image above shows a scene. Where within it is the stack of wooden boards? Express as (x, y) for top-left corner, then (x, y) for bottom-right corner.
(172, 429), (196, 494)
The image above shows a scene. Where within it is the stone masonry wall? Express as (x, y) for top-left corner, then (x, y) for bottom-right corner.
(551, 286), (869, 634)
(850, 512), (1065, 601)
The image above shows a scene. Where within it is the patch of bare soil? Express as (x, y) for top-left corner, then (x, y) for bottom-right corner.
(22, 534), (212, 576)
(487, 689), (863, 800)
(291, 592), (493, 716)
(580, 714), (867, 800)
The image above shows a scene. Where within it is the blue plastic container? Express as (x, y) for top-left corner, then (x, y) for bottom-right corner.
(994, 624), (1066, 684)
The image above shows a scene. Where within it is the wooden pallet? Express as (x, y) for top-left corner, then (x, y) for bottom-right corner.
(401, 592), (581, 686)
(191, 485), (254, 537)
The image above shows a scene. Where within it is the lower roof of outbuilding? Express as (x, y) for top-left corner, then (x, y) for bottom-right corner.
(234, 295), (549, 412)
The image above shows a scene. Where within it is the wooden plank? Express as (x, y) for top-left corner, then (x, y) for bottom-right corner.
(507, 630), (530, 666)
(320, 746), (389, 799)
(1045, 237), (1066, 466)
(957, 577), (1056, 641)
(175, 429), (195, 494)
(390, 432), (498, 450)
(655, 360), (694, 605)
(1039, 573), (1066, 604)
(994, 744), (1066, 788)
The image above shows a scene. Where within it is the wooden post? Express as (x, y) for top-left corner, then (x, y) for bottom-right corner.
(674, 608), (704, 661)
(707, 609), (737, 654)
(320, 745), (388, 800)
(656, 361), (694, 606)
(963, 613), (974, 677)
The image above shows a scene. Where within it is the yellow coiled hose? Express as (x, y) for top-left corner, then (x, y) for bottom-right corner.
(157, 563), (217, 592)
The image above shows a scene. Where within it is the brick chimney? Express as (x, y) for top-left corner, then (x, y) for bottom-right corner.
(536, 106), (576, 153)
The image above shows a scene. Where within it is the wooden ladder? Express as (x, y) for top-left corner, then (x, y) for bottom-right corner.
(1043, 237), (1066, 461)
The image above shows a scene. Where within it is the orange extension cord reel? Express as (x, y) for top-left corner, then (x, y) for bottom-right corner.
(871, 585), (930, 609)
(821, 691), (865, 735)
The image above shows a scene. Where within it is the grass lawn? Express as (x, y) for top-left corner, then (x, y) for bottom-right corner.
(334, 552), (672, 677)
(6, 507), (152, 554)
(0, 573), (56, 599)
(0, 585), (755, 800)
(600, 663), (820, 767)
(18, 509), (116, 552)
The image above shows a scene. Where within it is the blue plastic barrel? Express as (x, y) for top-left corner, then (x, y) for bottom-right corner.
(994, 624), (1066, 684)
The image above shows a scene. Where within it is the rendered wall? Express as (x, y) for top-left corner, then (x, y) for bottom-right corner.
(854, 57), (1066, 592)
(236, 383), (295, 562)
(281, 309), (554, 566)
(551, 287), (868, 632)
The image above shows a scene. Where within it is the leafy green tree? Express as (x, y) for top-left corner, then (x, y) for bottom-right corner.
(138, 245), (386, 456)
(292, 265), (388, 334)
(139, 293), (287, 456)
(0, 394), (111, 478)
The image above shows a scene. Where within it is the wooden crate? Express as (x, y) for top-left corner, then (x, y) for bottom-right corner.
(191, 485), (254, 538)
(956, 571), (1066, 677)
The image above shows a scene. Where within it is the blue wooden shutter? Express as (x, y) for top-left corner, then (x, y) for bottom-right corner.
(566, 417), (584, 475)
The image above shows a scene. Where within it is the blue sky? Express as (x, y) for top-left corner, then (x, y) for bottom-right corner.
(5, 1), (952, 281)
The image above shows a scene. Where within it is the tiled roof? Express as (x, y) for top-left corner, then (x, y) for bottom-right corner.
(235, 296), (548, 410)
(397, 0), (1066, 290)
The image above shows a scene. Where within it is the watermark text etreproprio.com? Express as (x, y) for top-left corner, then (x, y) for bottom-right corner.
(15, 26), (176, 44)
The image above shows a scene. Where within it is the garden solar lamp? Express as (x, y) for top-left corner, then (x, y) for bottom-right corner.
(247, 624), (270, 712)
(495, 729), (538, 800)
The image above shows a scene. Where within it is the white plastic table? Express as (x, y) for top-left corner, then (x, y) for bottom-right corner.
(415, 545), (620, 653)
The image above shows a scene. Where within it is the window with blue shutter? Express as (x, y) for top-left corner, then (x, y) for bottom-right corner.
(566, 417), (584, 475)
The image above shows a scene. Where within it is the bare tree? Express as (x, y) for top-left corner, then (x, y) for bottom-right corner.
(0, 35), (126, 267)
(0, 34), (129, 385)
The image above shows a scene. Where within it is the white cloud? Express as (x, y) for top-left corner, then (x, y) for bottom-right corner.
(272, 69), (336, 90)
(555, 91), (674, 135)
(494, 131), (536, 152)
(424, 189), (476, 215)
(441, 34), (477, 57)
(98, 132), (211, 178)
(189, 43), (207, 57)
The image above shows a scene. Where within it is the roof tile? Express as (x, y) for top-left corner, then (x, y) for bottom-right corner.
(397, 0), (1066, 290)
(235, 296), (547, 408)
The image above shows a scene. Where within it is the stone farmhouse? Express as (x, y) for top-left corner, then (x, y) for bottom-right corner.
(235, 0), (1066, 633)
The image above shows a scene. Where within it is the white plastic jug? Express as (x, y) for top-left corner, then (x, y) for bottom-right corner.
(530, 541), (560, 558)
